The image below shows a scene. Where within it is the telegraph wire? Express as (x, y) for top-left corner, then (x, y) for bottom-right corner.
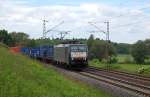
(92, 5), (150, 24)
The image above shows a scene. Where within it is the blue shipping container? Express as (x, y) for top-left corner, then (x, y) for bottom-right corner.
(21, 47), (30, 55)
(39, 45), (53, 60)
(30, 47), (40, 58)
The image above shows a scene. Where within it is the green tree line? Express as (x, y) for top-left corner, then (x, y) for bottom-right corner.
(0, 29), (150, 64)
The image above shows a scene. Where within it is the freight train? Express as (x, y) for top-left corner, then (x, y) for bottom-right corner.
(21, 43), (88, 69)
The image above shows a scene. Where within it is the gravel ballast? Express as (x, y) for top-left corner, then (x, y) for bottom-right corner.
(50, 65), (145, 97)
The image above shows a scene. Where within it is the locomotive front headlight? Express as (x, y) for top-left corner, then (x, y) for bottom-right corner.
(71, 57), (74, 60)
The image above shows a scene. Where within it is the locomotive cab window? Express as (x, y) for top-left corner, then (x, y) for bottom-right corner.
(70, 45), (87, 52)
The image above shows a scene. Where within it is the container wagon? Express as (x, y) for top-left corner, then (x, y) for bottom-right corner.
(21, 47), (30, 55)
(20, 47), (30, 56)
(29, 47), (39, 58)
(37, 45), (53, 62)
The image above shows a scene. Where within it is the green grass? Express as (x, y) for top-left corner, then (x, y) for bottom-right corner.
(0, 46), (113, 97)
(90, 59), (150, 76)
(0, 43), (8, 48)
(116, 54), (134, 64)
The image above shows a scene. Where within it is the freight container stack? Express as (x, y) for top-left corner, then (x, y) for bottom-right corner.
(38, 45), (53, 61)
(10, 47), (20, 54)
(20, 47), (30, 55)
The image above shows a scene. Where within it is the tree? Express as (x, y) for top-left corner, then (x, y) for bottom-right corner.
(113, 43), (131, 54)
(9, 32), (29, 46)
(26, 39), (37, 47)
(90, 40), (106, 60)
(87, 34), (95, 59)
(145, 39), (150, 55)
(131, 40), (150, 64)
(0, 30), (14, 46)
(87, 34), (94, 48)
(87, 36), (116, 61)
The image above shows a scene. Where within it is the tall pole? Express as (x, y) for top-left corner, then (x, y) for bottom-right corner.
(56, 31), (70, 40)
(88, 21), (110, 64)
(43, 19), (48, 39)
(104, 21), (110, 64)
(60, 32), (63, 40)
(104, 21), (109, 41)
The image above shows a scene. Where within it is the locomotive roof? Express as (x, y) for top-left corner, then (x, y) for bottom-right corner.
(54, 44), (86, 47)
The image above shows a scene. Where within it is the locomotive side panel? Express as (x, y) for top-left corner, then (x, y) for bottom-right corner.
(54, 45), (69, 64)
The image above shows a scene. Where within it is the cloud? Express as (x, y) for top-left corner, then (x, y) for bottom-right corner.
(0, 0), (150, 43)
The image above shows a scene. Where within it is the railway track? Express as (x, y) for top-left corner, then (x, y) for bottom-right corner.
(88, 66), (150, 81)
(79, 66), (150, 97)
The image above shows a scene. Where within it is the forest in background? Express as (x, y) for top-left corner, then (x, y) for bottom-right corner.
(0, 29), (150, 64)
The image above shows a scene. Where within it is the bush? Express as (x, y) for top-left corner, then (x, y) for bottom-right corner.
(124, 56), (134, 64)
(103, 64), (121, 70)
(101, 56), (117, 64)
(138, 67), (149, 74)
(107, 56), (118, 64)
(131, 40), (150, 64)
(92, 59), (100, 63)
(88, 39), (116, 60)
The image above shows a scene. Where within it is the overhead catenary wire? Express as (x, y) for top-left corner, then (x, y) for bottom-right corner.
(42, 20), (64, 39)
(91, 5), (150, 24)
(88, 5), (150, 31)
(46, 21), (64, 33)
(111, 19), (150, 29)
(88, 22), (106, 34)
(48, 29), (71, 40)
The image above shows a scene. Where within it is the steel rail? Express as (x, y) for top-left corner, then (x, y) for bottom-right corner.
(88, 66), (150, 81)
(86, 67), (150, 86)
(85, 70), (150, 90)
(79, 72), (150, 97)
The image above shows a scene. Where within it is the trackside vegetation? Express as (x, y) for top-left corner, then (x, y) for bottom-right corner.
(0, 45), (113, 97)
(90, 59), (150, 76)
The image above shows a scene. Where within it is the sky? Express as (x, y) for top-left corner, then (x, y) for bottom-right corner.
(0, 0), (150, 43)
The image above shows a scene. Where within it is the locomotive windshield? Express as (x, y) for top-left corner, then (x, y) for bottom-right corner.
(70, 45), (87, 52)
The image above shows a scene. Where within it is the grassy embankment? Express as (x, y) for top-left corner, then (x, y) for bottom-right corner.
(90, 54), (150, 76)
(0, 44), (113, 97)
